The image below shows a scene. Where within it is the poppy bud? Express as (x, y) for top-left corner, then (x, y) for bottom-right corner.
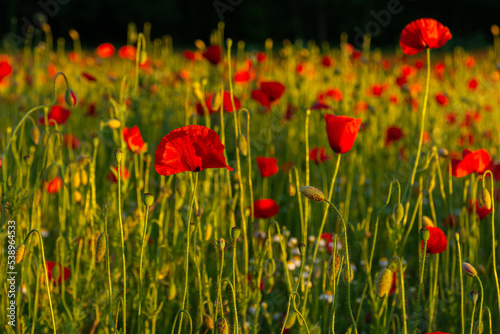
(393, 203), (404, 224)
(15, 244), (26, 264)
(328, 254), (341, 278)
(69, 29), (80, 40)
(167, 283), (177, 300)
(107, 119), (121, 129)
(195, 39), (206, 51)
(139, 50), (148, 65)
(480, 188), (492, 210)
(80, 169), (89, 186)
(218, 238), (226, 250)
(215, 317), (229, 334)
(422, 216), (434, 227)
(204, 315), (214, 329)
(24, 155), (32, 166)
(462, 262), (477, 278)
(375, 268), (393, 297)
(284, 311), (297, 329)
(65, 88), (78, 108)
(300, 186), (325, 202)
(143, 193), (154, 207)
(470, 290), (479, 304)
(238, 135), (248, 156)
(114, 150), (122, 163)
(420, 227), (430, 241)
(492, 24), (500, 36)
(95, 233), (107, 263)
(342, 264), (354, 285)
(231, 226), (240, 240)
(288, 183), (296, 196)
(31, 126), (40, 145)
(44, 163), (59, 182)
(72, 170), (81, 188)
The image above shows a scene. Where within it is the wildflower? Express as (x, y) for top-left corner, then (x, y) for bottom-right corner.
(251, 81), (286, 109)
(123, 126), (147, 154)
(38, 106), (71, 125)
(203, 46), (221, 65)
(422, 226), (448, 254)
(309, 147), (331, 165)
(252, 199), (280, 219)
(399, 18), (452, 55)
(96, 43), (115, 58)
(256, 157), (279, 177)
(324, 114), (362, 154)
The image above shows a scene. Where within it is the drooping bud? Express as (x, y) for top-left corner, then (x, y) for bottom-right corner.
(215, 317), (229, 334)
(480, 188), (492, 210)
(95, 233), (107, 263)
(107, 119), (121, 129)
(23, 155), (32, 166)
(491, 24), (500, 36)
(65, 88), (78, 108)
(328, 254), (341, 279)
(462, 262), (477, 278)
(238, 135), (248, 156)
(15, 244), (26, 264)
(422, 216), (435, 228)
(44, 163), (59, 182)
(438, 148), (449, 158)
(375, 268), (393, 297)
(300, 186), (325, 202)
(143, 193), (154, 207)
(32, 126), (40, 145)
(284, 311), (297, 329)
(288, 183), (297, 196)
(139, 50), (148, 65)
(393, 203), (404, 224)
(204, 315), (214, 329)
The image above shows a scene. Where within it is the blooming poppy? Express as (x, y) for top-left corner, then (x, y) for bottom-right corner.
(325, 88), (343, 102)
(252, 199), (279, 219)
(400, 18), (452, 55)
(451, 149), (491, 178)
(310, 147), (331, 165)
(422, 226), (448, 254)
(118, 45), (137, 60)
(256, 157), (278, 177)
(196, 91), (241, 115)
(0, 60), (13, 82)
(385, 126), (405, 146)
(46, 261), (71, 285)
(107, 166), (131, 183)
(203, 46), (221, 65)
(324, 114), (362, 154)
(251, 81), (286, 109)
(123, 126), (147, 154)
(39, 106), (71, 125)
(256, 52), (266, 63)
(468, 199), (492, 220)
(321, 55), (333, 67)
(435, 93), (449, 106)
(183, 50), (196, 61)
(96, 43), (115, 58)
(155, 125), (233, 176)
(467, 78), (478, 91)
(44, 177), (63, 194)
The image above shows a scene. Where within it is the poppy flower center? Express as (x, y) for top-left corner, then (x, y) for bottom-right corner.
(194, 166), (201, 172)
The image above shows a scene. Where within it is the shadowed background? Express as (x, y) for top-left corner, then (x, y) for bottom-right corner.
(0, 0), (498, 50)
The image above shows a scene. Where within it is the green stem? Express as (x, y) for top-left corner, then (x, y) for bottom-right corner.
(117, 157), (127, 333)
(137, 202), (151, 333)
(413, 240), (428, 334)
(470, 303), (476, 334)
(456, 233), (465, 334)
(476, 276), (484, 333)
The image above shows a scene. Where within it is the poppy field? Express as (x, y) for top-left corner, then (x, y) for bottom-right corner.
(1, 19), (500, 334)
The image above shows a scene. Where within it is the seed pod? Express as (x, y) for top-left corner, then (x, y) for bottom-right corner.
(143, 193), (154, 207)
(393, 203), (404, 225)
(44, 163), (59, 182)
(375, 268), (393, 297)
(15, 244), (26, 264)
(300, 186), (325, 202)
(231, 226), (241, 240)
(215, 317), (229, 334)
(238, 135), (248, 156)
(284, 311), (297, 329)
(218, 238), (226, 250)
(114, 150), (122, 163)
(95, 233), (107, 263)
(288, 183), (296, 196)
(65, 88), (78, 108)
(204, 315), (214, 329)
(342, 264), (354, 285)
(462, 262), (477, 278)
(470, 290), (479, 304)
(420, 227), (430, 241)
(480, 188), (492, 210)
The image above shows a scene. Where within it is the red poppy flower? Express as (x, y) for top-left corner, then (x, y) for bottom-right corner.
(321, 55), (333, 67)
(468, 199), (492, 220)
(324, 114), (362, 154)
(118, 45), (137, 60)
(0, 60), (13, 82)
(96, 43), (115, 58)
(371, 84), (386, 96)
(396, 76), (407, 87)
(326, 88), (343, 102)
(123, 126), (147, 154)
(251, 81), (286, 109)
(415, 60), (424, 69)
(310, 147), (331, 165)
(435, 93), (449, 106)
(451, 149), (491, 178)
(154, 125), (233, 176)
(386, 126), (405, 146)
(64, 134), (80, 149)
(256, 52), (266, 63)
(467, 78), (478, 91)
(203, 46), (221, 65)
(82, 72), (97, 82)
(400, 18), (452, 55)
(44, 177), (63, 194)
(183, 50), (196, 61)
(107, 166), (131, 183)
(234, 69), (252, 84)
(422, 226), (448, 254)
(256, 157), (278, 178)
(321, 232), (337, 254)
(68, 52), (79, 63)
(46, 261), (71, 285)
(196, 91), (241, 115)
(253, 199), (279, 219)
(39, 106), (71, 125)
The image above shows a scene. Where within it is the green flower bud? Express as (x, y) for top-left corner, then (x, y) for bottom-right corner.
(420, 227), (430, 242)
(143, 193), (154, 207)
(300, 186), (325, 202)
(231, 226), (241, 240)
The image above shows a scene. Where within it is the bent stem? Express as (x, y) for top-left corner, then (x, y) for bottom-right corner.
(476, 276), (484, 333)
(323, 199), (357, 334)
(178, 172), (199, 333)
(137, 201), (151, 333)
(413, 240), (428, 334)
(24, 229), (57, 334)
(117, 157), (127, 333)
(302, 154), (341, 316)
